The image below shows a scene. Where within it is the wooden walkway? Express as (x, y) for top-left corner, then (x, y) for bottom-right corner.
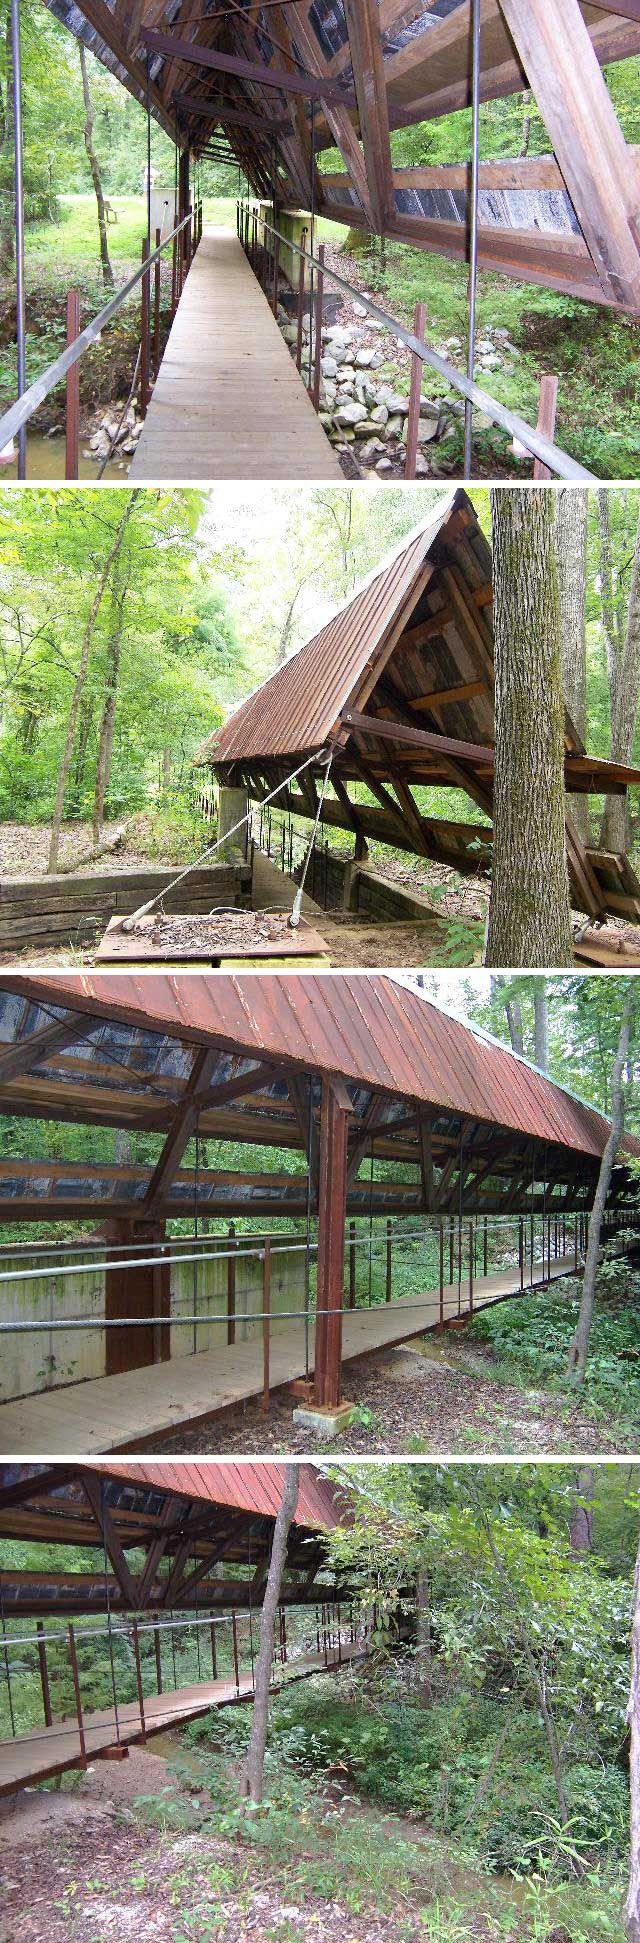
(0, 1255), (572, 1456)
(129, 228), (341, 481)
(0, 1642), (361, 1796)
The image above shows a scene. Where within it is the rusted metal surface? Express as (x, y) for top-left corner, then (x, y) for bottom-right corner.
(4, 970), (638, 1165)
(87, 1460), (342, 1532)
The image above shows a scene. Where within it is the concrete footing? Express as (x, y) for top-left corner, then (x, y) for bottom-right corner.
(292, 1400), (357, 1441)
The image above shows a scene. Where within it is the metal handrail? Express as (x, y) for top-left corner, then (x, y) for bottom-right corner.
(248, 204), (594, 482)
(0, 210), (194, 452)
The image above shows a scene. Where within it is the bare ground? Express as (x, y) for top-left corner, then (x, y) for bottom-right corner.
(157, 1332), (626, 1458)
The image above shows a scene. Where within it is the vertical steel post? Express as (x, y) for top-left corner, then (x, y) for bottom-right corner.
(210, 1616), (217, 1679)
(386, 1218), (392, 1303)
(483, 1216), (488, 1279)
(132, 1620), (146, 1742)
(296, 229), (306, 372)
(140, 238), (150, 416)
(439, 1219), (444, 1325)
(349, 1219), (356, 1309)
(404, 298), (426, 478)
(153, 225), (161, 375)
(314, 1079), (350, 1409)
(227, 1220), (236, 1346)
(262, 1235), (271, 1412)
(68, 1623), (87, 1766)
(154, 1624), (163, 1695)
(312, 241), (324, 411)
(469, 1220), (474, 1315)
(10, 0), (26, 479)
(37, 1622), (53, 1727)
(232, 1611), (240, 1694)
(65, 291), (80, 481)
(463, 0), (481, 478)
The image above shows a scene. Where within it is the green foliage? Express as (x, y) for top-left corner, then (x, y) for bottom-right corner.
(470, 1276), (640, 1426)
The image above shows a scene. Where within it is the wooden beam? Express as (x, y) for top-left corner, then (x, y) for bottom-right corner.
(173, 91), (292, 135)
(81, 1474), (141, 1610)
(342, 0), (394, 229)
(0, 1014), (81, 1084)
(314, 1078), (351, 1410)
(497, 0), (640, 310)
(143, 28), (356, 104)
(143, 1046), (219, 1212)
(408, 680), (486, 715)
(343, 708), (495, 767)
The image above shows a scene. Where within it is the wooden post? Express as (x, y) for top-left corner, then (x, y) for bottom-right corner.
(404, 298), (426, 479)
(65, 290), (80, 481)
(311, 241), (324, 412)
(227, 1220), (236, 1346)
(140, 238), (151, 417)
(385, 1218), (392, 1303)
(262, 1234), (270, 1412)
(132, 1620), (146, 1742)
(154, 1624), (162, 1695)
(296, 232), (306, 373)
(532, 374), (559, 481)
(232, 1611), (240, 1694)
(349, 1220), (356, 1309)
(314, 1078), (350, 1409)
(37, 1622), (52, 1727)
(153, 225), (161, 376)
(68, 1623), (87, 1767)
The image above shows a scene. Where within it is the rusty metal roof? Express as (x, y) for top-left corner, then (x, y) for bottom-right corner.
(197, 491), (468, 765)
(5, 970), (638, 1165)
(87, 1461), (342, 1531)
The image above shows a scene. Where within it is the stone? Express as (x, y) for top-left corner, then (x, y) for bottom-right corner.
(371, 404), (388, 425)
(353, 299), (368, 316)
(415, 455), (429, 475)
(292, 1401), (358, 1441)
(355, 347), (376, 366)
(283, 324), (298, 345)
(375, 455), (393, 472)
(445, 336), (462, 349)
(420, 397), (440, 416)
(321, 355), (338, 378)
(359, 438), (387, 460)
(386, 415), (403, 439)
(475, 411), (494, 431)
(475, 338), (494, 355)
(319, 412), (334, 429)
(479, 354), (501, 372)
(493, 327), (510, 340)
(121, 438), (137, 455)
(353, 419), (379, 437)
(325, 324), (354, 346)
(419, 418), (440, 443)
(379, 390), (409, 415)
(339, 365), (356, 382)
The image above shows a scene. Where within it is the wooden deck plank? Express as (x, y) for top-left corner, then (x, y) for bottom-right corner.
(0, 1255), (571, 1456)
(0, 1643), (362, 1795)
(129, 228), (342, 481)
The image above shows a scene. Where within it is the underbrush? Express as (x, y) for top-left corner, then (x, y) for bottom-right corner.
(468, 1277), (640, 1433)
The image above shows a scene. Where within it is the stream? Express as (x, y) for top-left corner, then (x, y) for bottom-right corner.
(1, 431), (127, 483)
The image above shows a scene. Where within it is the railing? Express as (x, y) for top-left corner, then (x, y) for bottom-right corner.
(236, 197), (594, 483)
(0, 200), (203, 478)
(0, 1596), (364, 1757)
(0, 1205), (615, 1414)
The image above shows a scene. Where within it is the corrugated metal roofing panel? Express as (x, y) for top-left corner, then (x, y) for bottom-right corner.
(6, 971), (638, 1165)
(88, 1460), (341, 1531)
(198, 492), (464, 764)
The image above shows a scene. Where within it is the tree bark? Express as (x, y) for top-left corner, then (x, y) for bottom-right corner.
(533, 981), (549, 1072)
(243, 1464), (300, 1806)
(626, 1525), (640, 1943)
(486, 490), (574, 968)
(415, 1566), (433, 1701)
(47, 500), (134, 875)
(569, 1465), (594, 1555)
(555, 488), (589, 843)
(79, 44), (114, 290)
(0, 10), (15, 274)
(601, 498), (640, 855)
(519, 89), (532, 158)
(93, 564), (127, 845)
(567, 982), (636, 1384)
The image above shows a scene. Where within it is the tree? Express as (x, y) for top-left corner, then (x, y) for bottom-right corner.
(533, 979), (549, 1072)
(243, 1464), (300, 1806)
(486, 490), (574, 968)
(556, 488), (589, 843)
(567, 979), (637, 1385)
(626, 1521), (640, 1943)
(598, 491), (640, 854)
(92, 554), (127, 844)
(47, 495), (134, 872)
(79, 43), (114, 289)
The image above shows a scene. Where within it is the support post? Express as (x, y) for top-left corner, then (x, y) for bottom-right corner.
(295, 229), (306, 373)
(65, 290), (80, 481)
(262, 1234), (271, 1413)
(385, 1218), (392, 1303)
(104, 1218), (170, 1375)
(37, 1622), (52, 1727)
(439, 1219), (444, 1326)
(272, 223), (280, 316)
(10, 0), (26, 480)
(154, 1624), (163, 1695)
(404, 299), (426, 479)
(132, 1619), (146, 1742)
(227, 1220), (237, 1345)
(469, 1220), (474, 1315)
(314, 1078), (350, 1409)
(483, 1217), (488, 1279)
(68, 1623), (87, 1767)
(210, 1617), (217, 1678)
(218, 783), (249, 861)
(153, 225), (161, 376)
(140, 238), (151, 417)
(311, 241), (324, 412)
(349, 1220), (356, 1309)
(232, 1611), (240, 1694)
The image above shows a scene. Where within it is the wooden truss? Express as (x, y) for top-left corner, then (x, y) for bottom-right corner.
(47, 0), (640, 312)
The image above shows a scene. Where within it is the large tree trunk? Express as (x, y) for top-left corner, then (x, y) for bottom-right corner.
(0, 10), (14, 275)
(556, 488), (589, 843)
(79, 44), (114, 290)
(93, 564), (127, 845)
(486, 490), (574, 968)
(533, 980), (549, 1072)
(567, 982), (636, 1385)
(243, 1464), (300, 1806)
(415, 1566), (433, 1701)
(626, 1526), (640, 1943)
(601, 498), (640, 855)
(47, 500), (134, 874)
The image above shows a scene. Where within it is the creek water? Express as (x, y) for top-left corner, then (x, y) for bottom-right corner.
(1, 432), (126, 483)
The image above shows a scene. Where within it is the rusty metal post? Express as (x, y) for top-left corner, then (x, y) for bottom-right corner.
(262, 1234), (271, 1412)
(65, 290), (80, 480)
(232, 1611), (240, 1694)
(311, 242), (324, 411)
(154, 1624), (162, 1695)
(349, 1219), (356, 1309)
(210, 1617), (217, 1678)
(519, 1216), (524, 1293)
(68, 1623), (87, 1767)
(132, 1620), (146, 1742)
(483, 1216), (488, 1279)
(404, 298), (426, 478)
(153, 225), (161, 375)
(386, 1218), (392, 1303)
(37, 1622), (52, 1726)
(469, 1220), (474, 1315)
(295, 232), (306, 372)
(439, 1219), (444, 1326)
(314, 1079), (350, 1409)
(449, 1218), (454, 1284)
(140, 238), (151, 417)
(227, 1220), (236, 1346)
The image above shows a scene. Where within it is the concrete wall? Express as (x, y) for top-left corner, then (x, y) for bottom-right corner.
(1, 1237), (308, 1403)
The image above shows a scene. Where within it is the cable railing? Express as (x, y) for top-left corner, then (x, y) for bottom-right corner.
(0, 202), (203, 478)
(237, 197), (595, 484)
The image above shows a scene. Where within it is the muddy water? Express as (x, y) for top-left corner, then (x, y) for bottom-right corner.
(1, 432), (126, 483)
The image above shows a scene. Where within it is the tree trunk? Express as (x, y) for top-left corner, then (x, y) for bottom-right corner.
(486, 490), (574, 968)
(555, 488), (589, 843)
(0, 11), (14, 274)
(47, 500), (134, 874)
(625, 1526), (640, 1943)
(519, 89), (532, 157)
(79, 44), (114, 290)
(505, 996), (524, 1057)
(93, 565), (127, 845)
(567, 982), (636, 1384)
(243, 1464), (300, 1806)
(415, 1567), (433, 1701)
(569, 1465), (594, 1555)
(533, 981), (549, 1072)
(603, 502), (640, 855)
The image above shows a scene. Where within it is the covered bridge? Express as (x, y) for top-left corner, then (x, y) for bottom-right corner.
(0, 1458), (358, 1792)
(0, 969), (637, 1453)
(199, 488), (640, 935)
